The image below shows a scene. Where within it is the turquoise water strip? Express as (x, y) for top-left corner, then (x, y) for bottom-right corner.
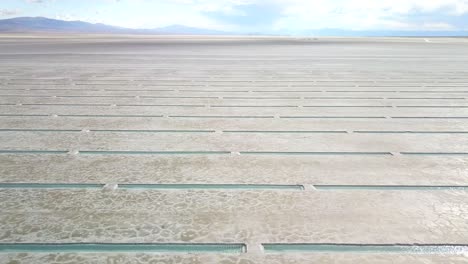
(401, 152), (468, 156)
(262, 243), (468, 254)
(91, 129), (215, 133)
(0, 129), (81, 132)
(314, 185), (468, 191)
(0, 243), (246, 253)
(240, 151), (392, 156)
(223, 130), (347, 134)
(0, 183), (303, 191)
(0, 150), (68, 154)
(79, 150), (231, 155)
(0, 183), (103, 189)
(119, 184), (304, 190)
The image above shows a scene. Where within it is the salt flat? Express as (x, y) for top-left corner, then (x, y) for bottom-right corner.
(1, 35), (468, 263)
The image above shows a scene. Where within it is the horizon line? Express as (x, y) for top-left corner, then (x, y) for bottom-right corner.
(0, 16), (467, 37)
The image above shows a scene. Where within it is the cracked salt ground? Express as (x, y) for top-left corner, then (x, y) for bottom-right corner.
(1, 35), (468, 263)
(180, 231), (199, 241)
(1, 190), (468, 244)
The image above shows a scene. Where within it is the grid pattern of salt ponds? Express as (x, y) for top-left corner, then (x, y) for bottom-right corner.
(1, 36), (468, 263)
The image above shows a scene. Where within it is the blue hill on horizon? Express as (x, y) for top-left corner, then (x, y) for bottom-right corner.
(0, 17), (466, 36)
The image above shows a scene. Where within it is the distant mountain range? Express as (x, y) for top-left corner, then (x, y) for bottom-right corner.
(0, 17), (227, 35)
(0, 17), (467, 36)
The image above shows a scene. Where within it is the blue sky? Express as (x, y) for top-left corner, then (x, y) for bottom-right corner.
(1, 0), (468, 33)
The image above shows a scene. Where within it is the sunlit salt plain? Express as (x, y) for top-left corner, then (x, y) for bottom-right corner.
(1, 35), (468, 263)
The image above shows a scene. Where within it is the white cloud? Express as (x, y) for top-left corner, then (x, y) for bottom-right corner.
(159, 0), (468, 14)
(420, 22), (455, 30)
(266, 0), (468, 31)
(0, 9), (20, 17)
(151, 0), (468, 31)
(54, 14), (78, 21)
(15, 0), (468, 31)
